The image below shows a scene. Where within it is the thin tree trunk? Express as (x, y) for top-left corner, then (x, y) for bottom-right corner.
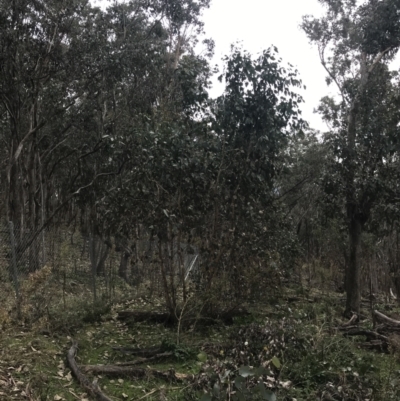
(343, 54), (364, 317)
(345, 207), (362, 316)
(118, 250), (130, 282)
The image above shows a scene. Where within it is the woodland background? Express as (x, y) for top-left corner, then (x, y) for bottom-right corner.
(2, 1), (400, 400)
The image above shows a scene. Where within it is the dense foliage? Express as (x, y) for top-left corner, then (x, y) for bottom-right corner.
(4, 0), (400, 322)
(0, 0), (307, 314)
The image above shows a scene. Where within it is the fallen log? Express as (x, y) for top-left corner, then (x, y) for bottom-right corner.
(113, 352), (173, 366)
(117, 311), (174, 325)
(117, 309), (250, 326)
(111, 346), (162, 356)
(341, 328), (388, 343)
(373, 310), (400, 326)
(340, 314), (358, 328)
(360, 340), (387, 351)
(67, 342), (113, 401)
(377, 324), (400, 335)
(82, 364), (191, 382)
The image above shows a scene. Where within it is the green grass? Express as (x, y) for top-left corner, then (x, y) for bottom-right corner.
(2, 287), (400, 400)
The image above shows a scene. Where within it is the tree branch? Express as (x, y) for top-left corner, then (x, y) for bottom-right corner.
(17, 163), (125, 255)
(13, 120), (47, 162)
(368, 47), (393, 74)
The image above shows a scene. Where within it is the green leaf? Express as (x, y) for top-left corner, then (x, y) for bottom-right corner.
(212, 382), (221, 396)
(238, 366), (254, 377)
(197, 352), (207, 362)
(265, 390), (277, 401)
(271, 356), (281, 369)
(234, 375), (245, 390)
(254, 367), (267, 376)
(200, 394), (212, 401)
(255, 382), (276, 401)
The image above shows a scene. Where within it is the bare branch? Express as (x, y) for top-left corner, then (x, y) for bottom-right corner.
(13, 120), (47, 162)
(319, 43), (349, 105)
(368, 47), (393, 74)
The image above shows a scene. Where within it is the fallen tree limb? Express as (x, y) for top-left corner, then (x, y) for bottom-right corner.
(340, 314), (358, 328)
(82, 364), (191, 382)
(373, 310), (400, 326)
(360, 340), (387, 351)
(111, 346), (162, 356)
(117, 309), (249, 326)
(67, 342), (113, 401)
(341, 328), (388, 342)
(334, 310), (400, 353)
(117, 311), (173, 324)
(377, 324), (400, 335)
(113, 352), (173, 366)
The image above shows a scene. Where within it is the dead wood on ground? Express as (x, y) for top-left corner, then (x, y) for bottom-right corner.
(113, 351), (174, 366)
(373, 310), (400, 326)
(112, 345), (163, 356)
(338, 310), (400, 351)
(82, 364), (192, 382)
(117, 309), (249, 326)
(67, 342), (113, 401)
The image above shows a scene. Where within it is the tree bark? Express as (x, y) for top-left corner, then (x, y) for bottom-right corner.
(118, 250), (130, 282)
(67, 342), (114, 401)
(343, 53), (366, 317)
(345, 209), (362, 316)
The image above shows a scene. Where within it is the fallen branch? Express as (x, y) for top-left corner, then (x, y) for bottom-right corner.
(67, 341), (113, 401)
(373, 310), (400, 326)
(340, 314), (358, 328)
(117, 308), (249, 326)
(111, 346), (162, 356)
(117, 311), (174, 325)
(82, 364), (191, 382)
(360, 340), (387, 351)
(341, 328), (388, 343)
(377, 324), (400, 335)
(114, 352), (173, 366)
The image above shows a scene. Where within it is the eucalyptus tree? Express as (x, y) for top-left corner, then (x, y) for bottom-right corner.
(69, 0), (214, 283)
(0, 0), (101, 269)
(0, 0), (212, 272)
(302, 0), (400, 315)
(200, 47), (305, 304)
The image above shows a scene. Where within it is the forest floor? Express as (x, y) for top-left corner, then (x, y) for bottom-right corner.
(1, 287), (400, 401)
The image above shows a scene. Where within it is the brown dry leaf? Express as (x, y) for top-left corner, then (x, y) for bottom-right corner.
(175, 373), (189, 379)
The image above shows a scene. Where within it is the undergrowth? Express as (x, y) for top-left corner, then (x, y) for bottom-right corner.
(1, 287), (400, 400)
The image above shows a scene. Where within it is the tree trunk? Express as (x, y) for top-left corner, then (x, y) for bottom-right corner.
(118, 250), (130, 282)
(343, 54), (365, 317)
(96, 239), (110, 276)
(345, 206), (362, 316)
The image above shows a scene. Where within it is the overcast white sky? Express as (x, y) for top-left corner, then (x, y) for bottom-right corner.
(201, 0), (330, 131)
(94, 0), (334, 131)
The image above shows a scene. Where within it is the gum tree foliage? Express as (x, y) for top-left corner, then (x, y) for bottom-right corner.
(0, 0), (211, 269)
(96, 46), (305, 313)
(0, 0), (305, 313)
(0, 0), (98, 270)
(302, 0), (400, 315)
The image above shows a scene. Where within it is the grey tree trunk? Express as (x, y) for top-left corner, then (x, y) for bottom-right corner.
(345, 206), (362, 316)
(118, 251), (130, 282)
